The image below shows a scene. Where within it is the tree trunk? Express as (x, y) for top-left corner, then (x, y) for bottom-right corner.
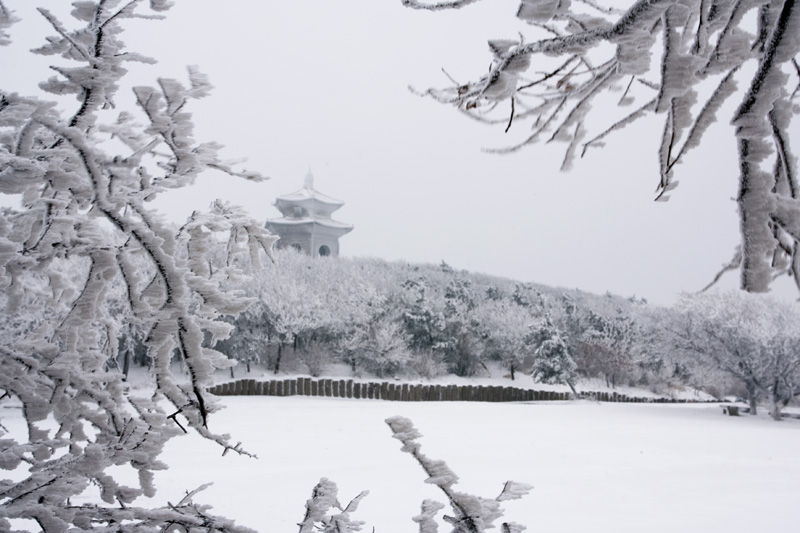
(769, 399), (783, 421)
(746, 382), (758, 415)
(510, 363), (515, 381)
(122, 347), (130, 380)
(769, 384), (783, 421)
(274, 343), (282, 375)
(566, 379), (578, 398)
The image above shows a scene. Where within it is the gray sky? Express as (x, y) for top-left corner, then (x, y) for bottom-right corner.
(2, 0), (797, 304)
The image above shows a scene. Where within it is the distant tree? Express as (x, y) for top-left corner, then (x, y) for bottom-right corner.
(528, 318), (579, 393)
(473, 297), (539, 379)
(576, 311), (637, 388)
(336, 307), (413, 377)
(441, 274), (483, 376)
(674, 291), (800, 418)
(233, 250), (333, 374)
(0, 3), (273, 530)
(401, 277), (450, 355)
(403, 0), (800, 294)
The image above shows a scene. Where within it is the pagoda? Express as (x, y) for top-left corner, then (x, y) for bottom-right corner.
(265, 170), (353, 257)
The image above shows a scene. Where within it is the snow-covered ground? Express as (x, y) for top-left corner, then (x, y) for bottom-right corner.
(4, 395), (798, 531)
(137, 397), (799, 532)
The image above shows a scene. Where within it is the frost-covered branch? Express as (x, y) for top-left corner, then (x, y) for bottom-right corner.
(298, 478), (369, 533)
(403, 0), (800, 294)
(386, 416), (531, 532)
(401, 0), (487, 11)
(0, 1), (19, 46)
(0, 2), (275, 530)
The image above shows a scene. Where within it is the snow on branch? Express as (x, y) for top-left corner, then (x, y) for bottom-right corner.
(0, 3), (274, 531)
(402, 0), (487, 11)
(386, 416), (531, 532)
(403, 0), (800, 295)
(298, 477), (369, 533)
(0, 1), (18, 46)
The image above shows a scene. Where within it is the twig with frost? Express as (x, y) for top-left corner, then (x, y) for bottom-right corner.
(386, 416), (531, 533)
(298, 477), (369, 533)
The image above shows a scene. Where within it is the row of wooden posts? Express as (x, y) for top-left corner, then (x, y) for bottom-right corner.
(209, 377), (694, 404)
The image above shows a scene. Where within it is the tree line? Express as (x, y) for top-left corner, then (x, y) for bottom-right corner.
(206, 249), (800, 420)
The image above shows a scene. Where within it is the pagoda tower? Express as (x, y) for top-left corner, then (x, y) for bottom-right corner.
(265, 170), (353, 257)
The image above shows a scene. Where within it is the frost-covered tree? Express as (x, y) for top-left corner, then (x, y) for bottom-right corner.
(473, 296), (540, 379)
(528, 319), (579, 393)
(401, 277), (451, 354)
(440, 273), (483, 376)
(403, 0), (800, 294)
(674, 290), (800, 418)
(242, 257), (328, 374)
(340, 315), (414, 377)
(576, 311), (637, 388)
(0, 2), (275, 530)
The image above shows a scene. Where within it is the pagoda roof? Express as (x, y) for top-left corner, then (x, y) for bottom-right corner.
(274, 169), (344, 207)
(275, 187), (344, 207)
(267, 216), (353, 232)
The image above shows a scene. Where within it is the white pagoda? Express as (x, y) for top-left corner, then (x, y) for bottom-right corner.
(265, 170), (353, 257)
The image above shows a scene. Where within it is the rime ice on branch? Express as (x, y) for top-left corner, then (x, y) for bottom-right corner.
(0, 1), (274, 530)
(403, 0), (800, 295)
(386, 416), (531, 533)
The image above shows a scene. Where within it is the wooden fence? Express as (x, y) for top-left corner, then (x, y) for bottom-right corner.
(208, 378), (695, 404)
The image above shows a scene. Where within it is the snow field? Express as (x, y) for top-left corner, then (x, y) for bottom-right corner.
(149, 397), (800, 532)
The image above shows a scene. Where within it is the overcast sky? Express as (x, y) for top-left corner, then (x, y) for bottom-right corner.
(2, 0), (797, 305)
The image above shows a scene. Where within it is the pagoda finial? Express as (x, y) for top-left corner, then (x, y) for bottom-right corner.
(304, 167), (314, 189)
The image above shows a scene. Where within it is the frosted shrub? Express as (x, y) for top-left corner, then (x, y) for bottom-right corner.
(300, 342), (333, 377)
(410, 349), (448, 380)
